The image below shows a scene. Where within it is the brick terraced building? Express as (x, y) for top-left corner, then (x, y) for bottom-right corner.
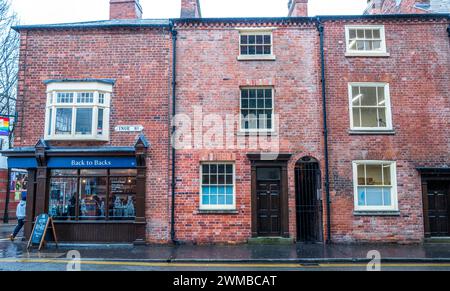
(2, 0), (449, 244)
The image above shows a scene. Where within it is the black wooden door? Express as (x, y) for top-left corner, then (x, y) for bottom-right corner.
(295, 159), (322, 242)
(427, 181), (450, 237)
(256, 169), (281, 236)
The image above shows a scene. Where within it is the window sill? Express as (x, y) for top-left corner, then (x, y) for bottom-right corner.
(237, 55), (276, 61)
(45, 136), (109, 142)
(197, 209), (239, 215)
(348, 129), (396, 135)
(345, 52), (390, 57)
(353, 210), (400, 216)
(237, 131), (278, 136)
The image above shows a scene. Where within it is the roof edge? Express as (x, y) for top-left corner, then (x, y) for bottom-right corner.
(43, 78), (116, 85)
(12, 13), (450, 32)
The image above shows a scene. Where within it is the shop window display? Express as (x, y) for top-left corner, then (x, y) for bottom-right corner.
(48, 169), (137, 221)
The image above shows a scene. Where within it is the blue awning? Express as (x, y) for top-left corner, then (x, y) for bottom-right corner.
(7, 157), (37, 169)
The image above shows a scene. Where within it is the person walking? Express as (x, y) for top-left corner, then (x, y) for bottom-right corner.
(10, 193), (26, 241)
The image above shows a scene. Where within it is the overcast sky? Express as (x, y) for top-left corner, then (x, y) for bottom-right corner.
(11, 0), (368, 25)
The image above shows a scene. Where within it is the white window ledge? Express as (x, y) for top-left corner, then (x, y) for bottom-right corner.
(345, 52), (390, 57)
(237, 130), (278, 136)
(349, 129), (396, 135)
(197, 209), (239, 215)
(45, 135), (110, 142)
(353, 210), (400, 216)
(237, 55), (276, 61)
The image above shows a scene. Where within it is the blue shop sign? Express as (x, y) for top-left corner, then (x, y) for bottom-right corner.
(47, 156), (136, 169)
(7, 157), (38, 169)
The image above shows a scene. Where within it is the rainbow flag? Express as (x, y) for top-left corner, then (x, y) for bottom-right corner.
(0, 117), (9, 136)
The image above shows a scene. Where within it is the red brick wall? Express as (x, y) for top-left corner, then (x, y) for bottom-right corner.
(323, 19), (450, 243)
(15, 28), (172, 243)
(173, 22), (324, 244)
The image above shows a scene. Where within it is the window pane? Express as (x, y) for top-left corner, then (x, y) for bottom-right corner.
(48, 108), (52, 135)
(352, 108), (361, 127)
(51, 169), (78, 176)
(226, 164), (233, 174)
(49, 177), (77, 220)
(79, 177), (107, 220)
(256, 35), (263, 44)
(240, 35), (248, 44)
(80, 169), (108, 176)
(373, 40), (381, 50)
(373, 29), (381, 38)
(55, 108), (72, 135)
(56, 93), (73, 103)
(97, 108), (104, 135)
(202, 164), (234, 207)
(241, 98), (249, 108)
(263, 35), (271, 44)
(352, 87), (360, 106)
(263, 46), (271, 54)
(241, 45), (248, 55)
(257, 168), (280, 180)
(383, 164), (391, 185)
(77, 92), (94, 103)
(256, 46), (263, 54)
(383, 188), (391, 206)
(98, 93), (105, 104)
(349, 29), (356, 39)
(357, 29), (364, 38)
(378, 108), (387, 127)
(76, 108), (93, 135)
(357, 164), (365, 185)
(109, 177), (136, 220)
(248, 46), (256, 55)
(248, 35), (255, 44)
(110, 169), (137, 176)
(377, 87), (385, 104)
(356, 40), (364, 50)
(366, 187), (384, 206)
(360, 108), (378, 127)
(358, 187), (366, 206)
(366, 164), (383, 185)
(360, 87), (377, 106)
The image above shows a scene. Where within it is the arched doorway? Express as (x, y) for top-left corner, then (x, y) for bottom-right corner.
(295, 156), (323, 243)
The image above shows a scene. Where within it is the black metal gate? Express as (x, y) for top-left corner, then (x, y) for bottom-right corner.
(295, 157), (323, 243)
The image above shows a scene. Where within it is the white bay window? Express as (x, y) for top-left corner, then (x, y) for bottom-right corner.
(45, 81), (112, 141)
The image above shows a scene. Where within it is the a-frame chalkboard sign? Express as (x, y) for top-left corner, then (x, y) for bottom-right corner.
(27, 214), (58, 251)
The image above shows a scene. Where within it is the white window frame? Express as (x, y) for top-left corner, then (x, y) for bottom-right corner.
(237, 28), (276, 61)
(352, 161), (398, 212)
(199, 162), (236, 211)
(44, 82), (112, 141)
(239, 87), (275, 134)
(348, 82), (393, 131)
(345, 25), (389, 57)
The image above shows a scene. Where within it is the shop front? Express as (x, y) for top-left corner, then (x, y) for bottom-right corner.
(1, 137), (148, 244)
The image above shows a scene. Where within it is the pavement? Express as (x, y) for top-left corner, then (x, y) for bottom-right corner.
(2, 223), (450, 271)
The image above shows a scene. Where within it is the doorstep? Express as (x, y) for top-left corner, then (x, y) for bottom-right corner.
(425, 237), (450, 244)
(247, 237), (294, 245)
